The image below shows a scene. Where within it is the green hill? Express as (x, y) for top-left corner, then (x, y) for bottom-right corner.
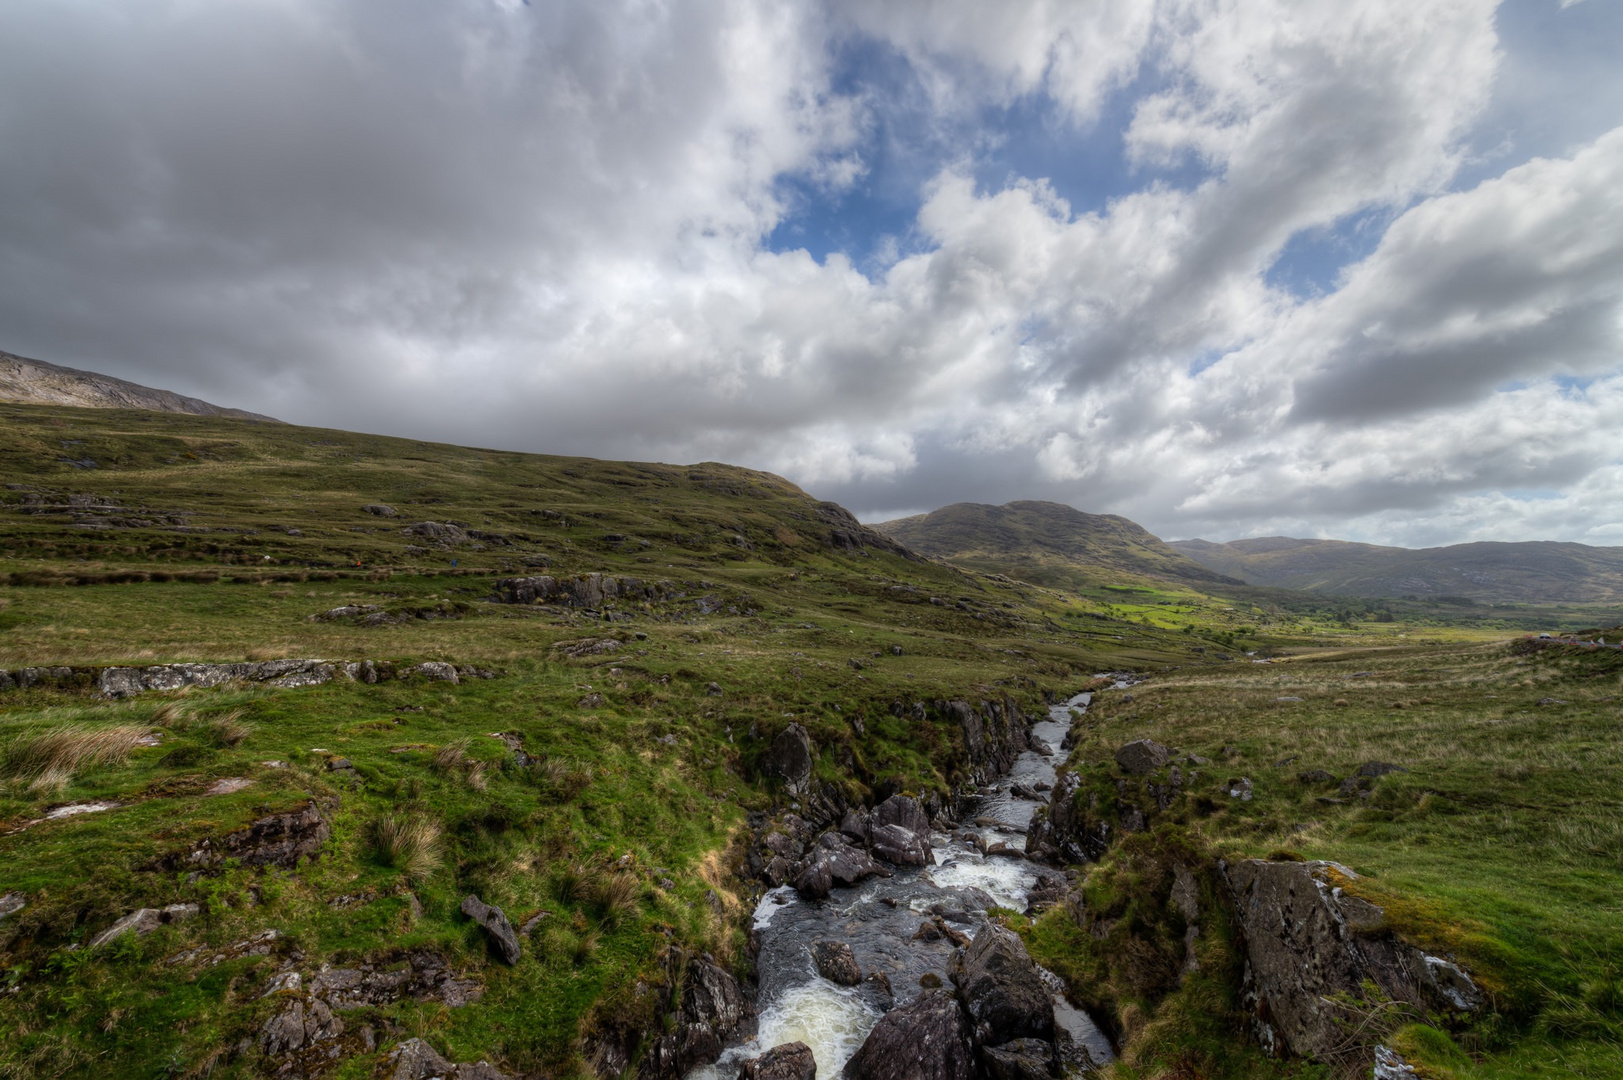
(872, 500), (1242, 590)
(1170, 535), (1623, 603)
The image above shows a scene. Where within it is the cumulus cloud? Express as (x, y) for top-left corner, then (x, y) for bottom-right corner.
(0, 0), (1617, 547)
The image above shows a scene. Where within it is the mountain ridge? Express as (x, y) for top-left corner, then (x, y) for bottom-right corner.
(1170, 534), (1623, 603)
(0, 348), (279, 422)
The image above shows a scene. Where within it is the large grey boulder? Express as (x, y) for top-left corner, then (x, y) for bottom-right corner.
(388, 1037), (512, 1080)
(461, 894), (521, 965)
(950, 926), (1054, 1047)
(89, 903), (199, 948)
(739, 1042), (818, 1080)
(1224, 859), (1482, 1060)
(1114, 739), (1171, 776)
(761, 723), (815, 796)
(842, 989), (974, 1080)
(870, 794), (933, 866)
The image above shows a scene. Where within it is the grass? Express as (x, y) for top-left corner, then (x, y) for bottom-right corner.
(1, 723), (148, 793)
(1, 402), (1617, 1078)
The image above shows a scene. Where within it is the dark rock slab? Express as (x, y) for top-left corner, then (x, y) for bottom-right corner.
(842, 988), (973, 1080)
(461, 894), (521, 965)
(642, 953), (757, 1080)
(979, 1039), (1055, 1080)
(762, 723), (815, 796)
(1115, 739), (1170, 776)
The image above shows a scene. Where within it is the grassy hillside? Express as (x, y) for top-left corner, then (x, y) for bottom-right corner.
(1172, 535), (1623, 605)
(873, 501), (1242, 591)
(1, 404), (1618, 1079)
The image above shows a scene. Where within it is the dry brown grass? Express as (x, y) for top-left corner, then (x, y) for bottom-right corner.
(365, 813), (442, 881)
(2, 725), (148, 793)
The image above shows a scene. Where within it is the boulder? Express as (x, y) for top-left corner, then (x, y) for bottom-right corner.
(1224, 859), (1482, 1060)
(979, 1039), (1054, 1080)
(842, 989), (974, 1080)
(461, 894), (521, 965)
(739, 1041), (818, 1080)
(362, 504), (398, 517)
(871, 823), (931, 867)
(813, 940), (863, 986)
(414, 661), (461, 684)
(1114, 739), (1170, 776)
(792, 834), (890, 900)
(258, 995), (344, 1057)
(762, 724), (814, 795)
(950, 926), (1054, 1047)
(838, 808), (872, 845)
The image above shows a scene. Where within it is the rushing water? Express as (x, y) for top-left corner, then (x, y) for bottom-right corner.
(691, 688), (1116, 1078)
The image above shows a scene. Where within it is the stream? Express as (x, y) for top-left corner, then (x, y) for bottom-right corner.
(693, 689), (1117, 1078)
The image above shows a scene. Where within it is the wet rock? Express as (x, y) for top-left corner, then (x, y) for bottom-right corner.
(792, 834), (890, 900)
(979, 1039), (1054, 1080)
(388, 1036), (513, 1080)
(761, 723), (815, 796)
(642, 953), (757, 1080)
(951, 926), (1054, 1047)
(461, 894), (521, 965)
(1115, 739), (1171, 776)
(89, 903), (199, 948)
(838, 808), (872, 845)
(739, 1041), (817, 1080)
(858, 971), (895, 1014)
(1224, 858), (1482, 1060)
(813, 940), (862, 986)
(842, 988), (974, 1080)
(871, 822), (932, 867)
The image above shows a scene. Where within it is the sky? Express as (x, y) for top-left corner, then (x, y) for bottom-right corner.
(1, 0), (1620, 548)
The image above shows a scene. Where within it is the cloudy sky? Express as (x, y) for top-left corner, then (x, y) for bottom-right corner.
(2, 0), (1620, 547)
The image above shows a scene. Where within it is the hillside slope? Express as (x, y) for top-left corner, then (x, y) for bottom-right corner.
(1171, 535), (1623, 602)
(873, 500), (1242, 590)
(0, 349), (278, 422)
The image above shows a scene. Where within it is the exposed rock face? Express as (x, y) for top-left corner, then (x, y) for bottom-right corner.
(1224, 859), (1482, 1060)
(310, 954), (482, 1009)
(388, 1037), (512, 1080)
(979, 1039), (1054, 1080)
(813, 940), (862, 986)
(96, 658), (344, 698)
(1024, 772), (1111, 864)
(869, 795), (934, 866)
(258, 995), (344, 1058)
(89, 903), (199, 948)
(944, 698), (1031, 780)
(413, 661), (460, 684)
(815, 501), (919, 560)
(762, 723), (815, 795)
(491, 573), (671, 607)
(950, 927), (1054, 1048)
(461, 894), (521, 965)
(180, 800), (334, 871)
(1114, 739), (1171, 776)
(0, 348), (279, 420)
(739, 1041), (818, 1080)
(842, 989), (974, 1080)
(641, 953), (757, 1080)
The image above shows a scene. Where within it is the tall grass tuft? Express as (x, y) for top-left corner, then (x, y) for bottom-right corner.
(365, 813), (442, 882)
(592, 872), (642, 927)
(2, 725), (148, 793)
(205, 710), (252, 748)
(432, 738), (488, 790)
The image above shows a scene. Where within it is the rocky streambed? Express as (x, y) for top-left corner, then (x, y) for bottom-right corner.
(695, 689), (1117, 1079)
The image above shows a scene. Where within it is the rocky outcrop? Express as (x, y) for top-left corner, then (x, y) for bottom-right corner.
(491, 573), (672, 608)
(461, 894), (521, 965)
(170, 799), (334, 871)
(978, 1039), (1054, 1080)
(308, 953), (483, 1009)
(942, 697), (1031, 781)
(1024, 772), (1112, 864)
(739, 1042), (817, 1080)
(761, 723), (815, 796)
(387, 1037), (511, 1080)
(1223, 859), (1482, 1060)
(0, 348), (279, 420)
(813, 940), (862, 986)
(815, 501), (919, 560)
(950, 927), (1054, 1048)
(842, 989), (974, 1080)
(0, 659), (496, 698)
(793, 833), (891, 900)
(869, 794), (933, 867)
(641, 953), (757, 1080)
(89, 903), (199, 948)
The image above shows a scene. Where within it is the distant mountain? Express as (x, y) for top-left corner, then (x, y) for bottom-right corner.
(1169, 535), (1623, 603)
(0, 349), (278, 422)
(871, 501), (1242, 590)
